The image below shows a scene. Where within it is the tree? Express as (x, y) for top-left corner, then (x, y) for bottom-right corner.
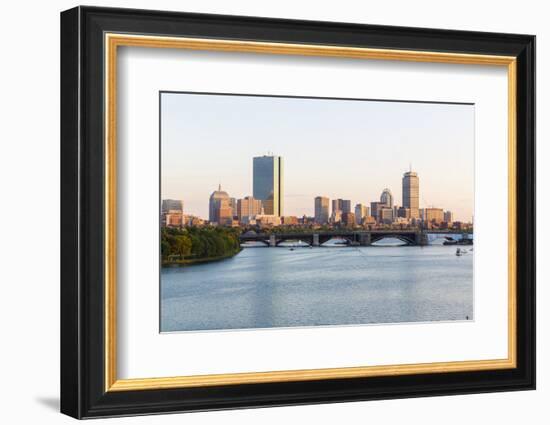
(173, 234), (192, 258)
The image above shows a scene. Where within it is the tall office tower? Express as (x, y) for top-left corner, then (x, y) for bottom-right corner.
(354, 203), (368, 225)
(332, 198), (351, 215)
(444, 210), (454, 223)
(342, 200), (351, 214)
(209, 184), (233, 225)
(370, 201), (384, 221)
(332, 199), (341, 215)
(237, 196), (263, 222)
(402, 169), (420, 218)
(228, 197), (237, 218)
(161, 199), (183, 214)
(314, 196), (330, 224)
(380, 188), (394, 208)
(253, 155), (284, 216)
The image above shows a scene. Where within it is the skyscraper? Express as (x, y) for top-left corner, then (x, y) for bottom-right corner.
(314, 196), (330, 224)
(253, 155), (284, 216)
(332, 199), (351, 215)
(228, 197), (237, 218)
(402, 170), (420, 219)
(209, 184), (233, 225)
(354, 203), (369, 225)
(370, 201), (384, 221)
(237, 196), (263, 222)
(380, 188), (394, 208)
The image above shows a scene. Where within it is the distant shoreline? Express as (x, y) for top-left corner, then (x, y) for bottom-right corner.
(162, 249), (242, 267)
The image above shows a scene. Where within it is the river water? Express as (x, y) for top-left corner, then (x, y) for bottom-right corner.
(161, 241), (473, 332)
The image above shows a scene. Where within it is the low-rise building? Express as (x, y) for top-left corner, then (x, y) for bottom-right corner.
(424, 207), (445, 224)
(164, 210), (184, 227)
(397, 207), (411, 219)
(379, 207), (394, 224)
(255, 215), (282, 227)
(362, 215), (376, 226)
(282, 216), (299, 225)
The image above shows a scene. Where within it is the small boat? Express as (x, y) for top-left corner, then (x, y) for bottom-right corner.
(289, 247), (295, 251)
(456, 248), (468, 256)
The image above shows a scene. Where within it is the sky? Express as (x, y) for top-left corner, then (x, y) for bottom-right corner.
(161, 92), (474, 222)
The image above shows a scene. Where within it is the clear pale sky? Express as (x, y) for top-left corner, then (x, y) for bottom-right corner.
(161, 92), (474, 222)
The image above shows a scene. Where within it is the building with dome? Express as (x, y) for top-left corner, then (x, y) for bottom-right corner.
(209, 184), (233, 225)
(380, 188), (394, 208)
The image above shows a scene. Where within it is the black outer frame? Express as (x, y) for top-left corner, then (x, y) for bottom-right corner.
(60, 6), (535, 419)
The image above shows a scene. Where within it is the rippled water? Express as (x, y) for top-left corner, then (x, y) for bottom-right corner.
(161, 242), (473, 332)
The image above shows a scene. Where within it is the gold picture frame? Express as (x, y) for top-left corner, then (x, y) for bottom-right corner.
(104, 33), (517, 392)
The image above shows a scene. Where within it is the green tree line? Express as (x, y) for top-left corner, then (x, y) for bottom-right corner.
(161, 226), (241, 264)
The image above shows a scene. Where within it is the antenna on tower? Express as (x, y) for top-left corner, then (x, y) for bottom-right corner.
(409, 163), (412, 172)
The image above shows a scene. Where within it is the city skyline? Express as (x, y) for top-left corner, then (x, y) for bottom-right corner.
(161, 92), (474, 222)
(164, 164), (465, 230)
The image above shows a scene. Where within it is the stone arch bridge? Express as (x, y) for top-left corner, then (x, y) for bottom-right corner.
(239, 230), (439, 247)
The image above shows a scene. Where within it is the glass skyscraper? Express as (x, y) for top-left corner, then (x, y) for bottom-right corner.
(315, 196), (330, 224)
(402, 170), (420, 218)
(253, 155), (284, 216)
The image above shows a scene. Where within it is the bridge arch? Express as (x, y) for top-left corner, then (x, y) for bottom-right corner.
(370, 234), (416, 246)
(275, 236), (314, 247)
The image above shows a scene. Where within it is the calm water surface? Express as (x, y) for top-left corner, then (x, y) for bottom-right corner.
(161, 242), (473, 332)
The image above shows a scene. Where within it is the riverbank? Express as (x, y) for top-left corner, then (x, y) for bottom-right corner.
(162, 248), (242, 267)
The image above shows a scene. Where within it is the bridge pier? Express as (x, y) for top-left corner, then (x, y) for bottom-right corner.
(269, 234), (277, 247)
(312, 234), (320, 247)
(415, 232), (428, 246)
(359, 233), (371, 246)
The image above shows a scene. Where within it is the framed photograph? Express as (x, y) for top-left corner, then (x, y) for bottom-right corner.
(60, 6), (535, 419)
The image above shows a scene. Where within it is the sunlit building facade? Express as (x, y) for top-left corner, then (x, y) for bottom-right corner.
(342, 212), (356, 227)
(209, 184), (233, 225)
(379, 207), (394, 224)
(237, 196), (263, 222)
(253, 155), (284, 216)
(424, 207), (444, 224)
(314, 196), (330, 224)
(354, 203), (369, 225)
(402, 170), (420, 219)
(370, 201), (384, 222)
(332, 198), (351, 215)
